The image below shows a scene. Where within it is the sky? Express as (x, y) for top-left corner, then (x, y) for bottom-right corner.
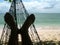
(0, 0), (60, 13)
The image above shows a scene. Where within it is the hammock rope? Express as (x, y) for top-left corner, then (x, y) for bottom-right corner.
(0, 0), (41, 45)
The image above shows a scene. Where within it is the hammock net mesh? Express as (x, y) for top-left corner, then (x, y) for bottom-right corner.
(0, 0), (41, 45)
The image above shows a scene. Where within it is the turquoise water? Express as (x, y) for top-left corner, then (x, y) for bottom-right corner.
(0, 13), (5, 25)
(34, 13), (60, 26)
(0, 13), (60, 26)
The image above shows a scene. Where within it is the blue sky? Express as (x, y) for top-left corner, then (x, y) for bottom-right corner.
(0, 0), (60, 13)
(0, 0), (4, 2)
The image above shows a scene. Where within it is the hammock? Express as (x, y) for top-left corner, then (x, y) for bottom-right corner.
(0, 0), (41, 45)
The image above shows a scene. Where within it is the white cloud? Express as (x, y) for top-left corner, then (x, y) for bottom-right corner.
(23, 1), (52, 9)
(0, 0), (60, 13)
(23, 1), (60, 13)
(0, 1), (11, 13)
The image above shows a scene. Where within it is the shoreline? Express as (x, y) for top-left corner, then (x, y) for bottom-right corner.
(35, 25), (60, 41)
(0, 25), (60, 41)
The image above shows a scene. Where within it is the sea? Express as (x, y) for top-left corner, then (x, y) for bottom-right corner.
(34, 13), (60, 26)
(0, 13), (60, 26)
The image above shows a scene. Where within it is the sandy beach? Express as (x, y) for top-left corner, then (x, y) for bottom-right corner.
(0, 25), (60, 41)
(0, 25), (4, 38)
(35, 25), (60, 41)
